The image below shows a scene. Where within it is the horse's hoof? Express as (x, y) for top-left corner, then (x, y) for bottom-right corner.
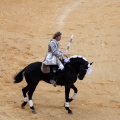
(32, 110), (36, 114)
(21, 102), (27, 109)
(68, 110), (73, 114)
(30, 106), (36, 114)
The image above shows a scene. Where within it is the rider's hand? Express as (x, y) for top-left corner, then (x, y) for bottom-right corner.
(62, 52), (67, 57)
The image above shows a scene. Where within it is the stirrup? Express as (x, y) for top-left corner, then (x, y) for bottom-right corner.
(50, 80), (56, 87)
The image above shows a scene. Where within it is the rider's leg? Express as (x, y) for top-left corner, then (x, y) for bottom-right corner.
(49, 58), (64, 87)
(49, 67), (57, 87)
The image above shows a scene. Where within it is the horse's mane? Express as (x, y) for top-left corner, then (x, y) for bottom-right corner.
(64, 55), (88, 64)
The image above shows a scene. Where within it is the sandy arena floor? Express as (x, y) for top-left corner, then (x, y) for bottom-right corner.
(0, 0), (120, 120)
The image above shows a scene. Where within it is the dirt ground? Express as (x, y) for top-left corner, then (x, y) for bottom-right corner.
(0, 0), (120, 120)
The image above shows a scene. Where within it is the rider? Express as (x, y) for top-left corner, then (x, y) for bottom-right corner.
(43, 32), (66, 86)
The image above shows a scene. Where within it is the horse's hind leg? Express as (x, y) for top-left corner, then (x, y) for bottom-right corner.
(21, 85), (29, 109)
(28, 84), (38, 114)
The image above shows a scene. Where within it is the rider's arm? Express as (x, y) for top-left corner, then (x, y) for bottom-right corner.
(49, 41), (63, 57)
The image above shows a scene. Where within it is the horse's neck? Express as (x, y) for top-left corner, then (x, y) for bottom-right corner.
(69, 61), (79, 74)
(69, 58), (86, 73)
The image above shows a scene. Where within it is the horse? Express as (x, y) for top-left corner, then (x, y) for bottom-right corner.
(14, 55), (93, 114)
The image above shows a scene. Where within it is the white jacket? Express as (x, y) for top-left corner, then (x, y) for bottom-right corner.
(43, 39), (63, 65)
(48, 39), (63, 57)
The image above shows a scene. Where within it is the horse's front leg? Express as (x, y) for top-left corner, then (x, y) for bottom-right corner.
(65, 83), (72, 114)
(69, 84), (78, 102)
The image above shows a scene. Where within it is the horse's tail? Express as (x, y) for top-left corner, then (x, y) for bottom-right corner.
(14, 67), (26, 83)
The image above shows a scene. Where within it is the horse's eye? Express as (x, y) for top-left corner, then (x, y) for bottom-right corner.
(80, 67), (83, 70)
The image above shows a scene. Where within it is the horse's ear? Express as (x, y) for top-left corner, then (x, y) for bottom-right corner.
(90, 62), (93, 65)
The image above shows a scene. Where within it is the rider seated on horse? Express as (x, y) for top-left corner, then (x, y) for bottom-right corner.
(43, 32), (66, 86)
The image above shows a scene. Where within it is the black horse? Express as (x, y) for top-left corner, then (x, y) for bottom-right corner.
(14, 55), (93, 114)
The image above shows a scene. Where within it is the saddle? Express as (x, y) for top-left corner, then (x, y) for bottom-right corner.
(41, 63), (60, 74)
(41, 63), (50, 73)
(41, 58), (65, 74)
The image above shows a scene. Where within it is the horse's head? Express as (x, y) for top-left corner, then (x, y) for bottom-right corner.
(64, 55), (93, 80)
(77, 62), (93, 80)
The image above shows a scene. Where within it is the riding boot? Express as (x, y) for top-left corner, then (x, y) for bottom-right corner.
(49, 72), (56, 87)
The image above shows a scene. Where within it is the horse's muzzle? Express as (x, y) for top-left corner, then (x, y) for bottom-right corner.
(78, 75), (83, 80)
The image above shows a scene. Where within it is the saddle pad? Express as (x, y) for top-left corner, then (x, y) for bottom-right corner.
(41, 62), (50, 73)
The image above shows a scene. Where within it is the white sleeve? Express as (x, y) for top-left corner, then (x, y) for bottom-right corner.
(50, 41), (63, 57)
